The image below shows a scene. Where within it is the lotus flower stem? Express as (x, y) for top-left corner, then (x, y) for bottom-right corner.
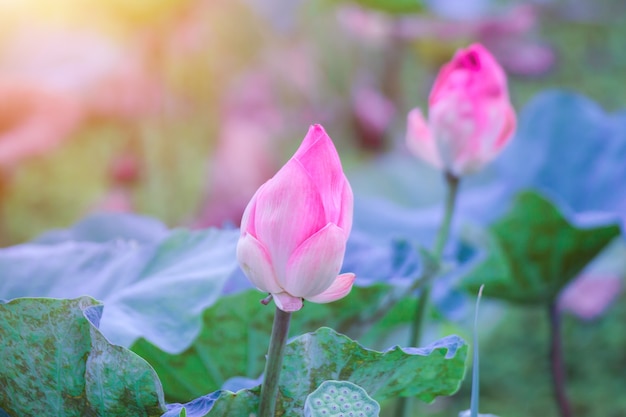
(408, 171), (459, 347)
(433, 172), (460, 260)
(548, 301), (572, 417)
(396, 172), (460, 417)
(258, 306), (292, 417)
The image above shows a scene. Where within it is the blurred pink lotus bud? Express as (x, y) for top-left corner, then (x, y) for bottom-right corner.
(194, 72), (282, 228)
(559, 274), (622, 320)
(352, 86), (396, 151)
(2, 28), (164, 122)
(0, 81), (83, 171)
(336, 5), (394, 46)
(237, 125), (355, 312)
(93, 188), (134, 214)
(406, 43), (516, 176)
(109, 154), (141, 186)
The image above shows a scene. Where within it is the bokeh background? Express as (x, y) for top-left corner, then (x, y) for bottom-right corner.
(1, 0), (625, 416)
(1, 0), (625, 244)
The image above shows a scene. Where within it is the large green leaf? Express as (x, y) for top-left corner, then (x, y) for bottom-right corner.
(461, 191), (620, 304)
(0, 213), (240, 353)
(0, 297), (166, 417)
(132, 285), (394, 402)
(173, 327), (466, 416)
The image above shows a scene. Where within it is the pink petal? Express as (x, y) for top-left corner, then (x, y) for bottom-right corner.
(283, 223), (347, 298)
(273, 292), (303, 312)
(254, 159), (325, 281)
(292, 124), (326, 161)
(435, 43), (507, 101)
(429, 56), (457, 105)
(462, 43), (508, 94)
(492, 104), (516, 152)
(455, 98), (516, 174)
(559, 274), (622, 320)
(429, 91), (488, 175)
(406, 108), (443, 169)
(294, 125), (348, 227)
(336, 181), (354, 237)
(418, 43), (515, 177)
(236, 233), (282, 293)
(239, 186), (261, 236)
(306, 273), (355, 304)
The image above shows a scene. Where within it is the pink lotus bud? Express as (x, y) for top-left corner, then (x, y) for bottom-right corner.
(406, 43), (516, 176)
(236, 125), (355, 312)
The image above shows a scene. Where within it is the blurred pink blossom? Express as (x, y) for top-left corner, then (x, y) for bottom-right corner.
(165, 0), (215, 57)
(263, 43), (318, 97)
(484, 39), (555, 77)
(0, 81), (82, 171)
(91, 154), (141, 214)
(336, 4), (554, 76)
(397, 4), (555, 76)
(1, 28), (164, 121)
(336, 5), (394, 46)
(352, 86), (396, 150)
(195, 73), (282, 228)
(93, 188), (134, 213)
(200, 121), (278, 227)
(0, 28), (166, 169)
(559, 274), (622, 320)
(406, 43), (516, 176)
(109, 154), (142, 186)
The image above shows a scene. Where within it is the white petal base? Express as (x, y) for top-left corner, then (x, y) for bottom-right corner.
(273, 292), (303, 312)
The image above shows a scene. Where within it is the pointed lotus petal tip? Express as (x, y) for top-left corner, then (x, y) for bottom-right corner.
(306, 273), (355, 304)
(309, 123), (327, 136)
(465, 42), (489, 54)
(307, 124), (333, 148)
(455, 43), (494, 66)
(294, 123), (333, 162)
(406, 108), (426, 149)
(407, 108), (428, 134)
(406, 108), (442, 169)
(273, 292), (303, 312)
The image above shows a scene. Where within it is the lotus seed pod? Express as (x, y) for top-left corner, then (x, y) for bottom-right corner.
(304, 380), (380, 417)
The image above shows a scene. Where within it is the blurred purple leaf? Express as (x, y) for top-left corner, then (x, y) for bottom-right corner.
(0, 213), (239, 354)
(493, 90), (626, 232)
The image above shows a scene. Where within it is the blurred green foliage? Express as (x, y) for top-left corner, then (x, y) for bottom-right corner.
(462, 191), (620, 304)
(326, 0), (424, 14)
(511, 13), (626, 111)
(408, 291), (626, 417)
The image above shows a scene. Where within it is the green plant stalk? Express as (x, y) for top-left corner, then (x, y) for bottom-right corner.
(409, 171), (460, 347)
(396, 172), (460, 417)
(470, 285), (484, 417)
(258, 306), (292, 417)
(548, 301), (572, 417)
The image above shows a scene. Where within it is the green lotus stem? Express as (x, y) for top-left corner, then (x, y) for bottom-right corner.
(258, 306), (292, 417)
(548, 301), (572, 417)
(409, 171), (460, 347)
(396, 171), (460, 417)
